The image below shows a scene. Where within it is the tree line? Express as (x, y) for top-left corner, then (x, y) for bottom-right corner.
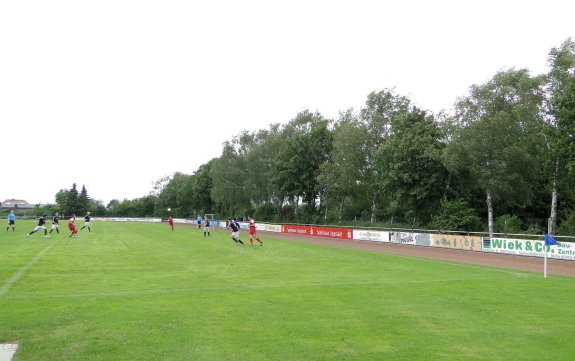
(42, 39), (575, 236)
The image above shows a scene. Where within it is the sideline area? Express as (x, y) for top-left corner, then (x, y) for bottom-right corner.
(260, 230), (575, 277)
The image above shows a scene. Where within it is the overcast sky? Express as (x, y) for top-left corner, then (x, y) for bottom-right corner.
(1, 0), (573, 206)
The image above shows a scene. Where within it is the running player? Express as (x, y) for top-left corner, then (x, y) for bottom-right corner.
(80, 212), (92, 232)
(168, 215), (174, 231)
(27, 214), (49, 237)
(247, 215), (263, 246)
(68, 214), (78, 237)
(49, 211), (60, 234)
(226, 218), (244, 246)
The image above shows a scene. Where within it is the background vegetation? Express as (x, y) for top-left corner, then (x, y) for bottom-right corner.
(4, 39), (575, 235)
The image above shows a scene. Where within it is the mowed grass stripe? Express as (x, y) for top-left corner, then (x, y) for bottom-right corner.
(4, 275), (513, 300)
(0, 243), (53, 298)
(1, 221), (574, 361)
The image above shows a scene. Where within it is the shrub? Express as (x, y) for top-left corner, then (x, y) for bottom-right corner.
(428, 199), (482, 232)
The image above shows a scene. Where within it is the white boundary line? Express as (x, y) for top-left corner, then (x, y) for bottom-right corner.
(0, 343), (18, 361)
(0, 244), (53, 299)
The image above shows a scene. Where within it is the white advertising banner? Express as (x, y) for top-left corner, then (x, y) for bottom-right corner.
(109, 217), (162, 223)
(264, 224), (282, 232)
(392, 232), (433, 247)
(236, 222), (264, 231)
(485, 238), (575, 260)
(353, 230), (390, 242)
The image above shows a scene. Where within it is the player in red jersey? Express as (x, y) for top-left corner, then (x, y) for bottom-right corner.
(247, 215), (263, 247)
(68, 214), (78, 237)
(168, 215), (174, 231)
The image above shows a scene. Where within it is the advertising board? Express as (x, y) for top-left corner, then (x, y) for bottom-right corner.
(432, 234), (482, 251)
(485, 238), (575, 260)
(264, 224), (282, 232)
(309, 226), (352, 239)
(353, 230), (390, 242)
(282, 224), (309, 235)
(392, 232), (433, 247)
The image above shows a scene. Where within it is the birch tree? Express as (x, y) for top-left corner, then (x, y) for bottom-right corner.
(444, 69), (546, 236)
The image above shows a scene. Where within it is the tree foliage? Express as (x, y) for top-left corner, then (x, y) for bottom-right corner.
(444, 69), (547, 234)
(47, 38), (575, 235)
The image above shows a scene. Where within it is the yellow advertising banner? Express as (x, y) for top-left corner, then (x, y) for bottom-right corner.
(432, 234), (483, 251)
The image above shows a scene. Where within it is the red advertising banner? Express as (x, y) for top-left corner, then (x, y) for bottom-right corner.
(281, 225), (352, 239)
(282, 225), (310, 235)
(309, 226), (353, 239)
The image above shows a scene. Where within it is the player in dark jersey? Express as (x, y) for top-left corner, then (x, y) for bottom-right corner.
(27, 214), (49, 237)
(203, 217), (211, 237)
(80, 212), (92, 232)
(226, 218), (244, 246)
(49, 211), (60, 234)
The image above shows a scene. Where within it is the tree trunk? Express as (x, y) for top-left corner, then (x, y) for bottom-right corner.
(338, 196), (345, 221)
(486, 189), (494, 238)
(548, 159), (559, 235)
(370, 196), (377, 224)
(324, 196), (328, 220)
(278, 197), (286, 221)
(442, 173), (452, 201)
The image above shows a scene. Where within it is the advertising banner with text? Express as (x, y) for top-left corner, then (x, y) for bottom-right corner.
(353, 230), (390, 242)
(485, 238), (575, 260)
(309, 226), (353, 239)
(264, 224), (282, 232)
(392, 232), (433, 247)
(282, 224), (310, 235)
(432, 234), (483, 251)
(109, 217), (162, 223)
(281, 225), (352, 239)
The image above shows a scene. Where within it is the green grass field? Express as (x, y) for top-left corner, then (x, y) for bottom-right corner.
(1, 220), (574, 360)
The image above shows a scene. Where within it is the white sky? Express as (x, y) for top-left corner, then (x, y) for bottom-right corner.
(1, 0), (573, 206)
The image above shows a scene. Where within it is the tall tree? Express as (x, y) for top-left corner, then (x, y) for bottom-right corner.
(359, 89), (411, 223)
(376, 107), (448, 225)
(270, 111), (332, 221)
(210, 142), (251, 214)
(150, 176), (170, 197)
(445, 69), (546, 236)
(77, 185), (90, 215)
(155, 172), (191, 217)
(55, 183), (80, 215)
(241, 125), (284, 209)
(317, 109), (369, 221)
(546, 38), (575, 233)
(181, 161), (214, 216)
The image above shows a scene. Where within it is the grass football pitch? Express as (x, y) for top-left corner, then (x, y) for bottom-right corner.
(1, 221), (574, 360)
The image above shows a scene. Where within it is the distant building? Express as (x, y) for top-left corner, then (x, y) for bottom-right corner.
(1, 199), (36, 209)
